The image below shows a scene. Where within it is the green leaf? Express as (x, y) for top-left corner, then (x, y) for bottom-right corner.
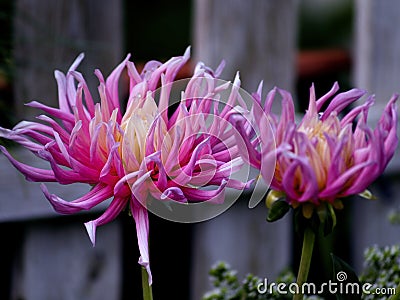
(331, 254), (361, 300)
(358, 189), (377, 200)
(267, 200), (290, 222)
(323, 204), (337, 236)
(317, 204), (328, 223)
(323, 213), (334, 236)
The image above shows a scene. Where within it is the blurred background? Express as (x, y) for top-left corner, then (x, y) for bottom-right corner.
(0, 0), (399, 299)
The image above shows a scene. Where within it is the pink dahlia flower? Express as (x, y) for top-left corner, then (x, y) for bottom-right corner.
(239, 82), (397, 213)
(0, 48), (249, 283)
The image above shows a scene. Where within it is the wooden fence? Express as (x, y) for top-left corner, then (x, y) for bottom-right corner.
(0, 0), (399, 299)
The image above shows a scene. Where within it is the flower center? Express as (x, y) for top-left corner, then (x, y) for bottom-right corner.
(121, 96), (158, 172)
(293, 113), (354, 192)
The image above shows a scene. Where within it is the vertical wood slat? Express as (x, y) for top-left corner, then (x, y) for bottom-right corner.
(11, 220), (122, 300)
(7, 1), (124, 299)
(194, 0), (297, 92)
(192, 1), (298, 298)
(354, 0), (400, 107)
(352, 0), (400, 271)
(13, 0), (123, 120)
(191, 200), (291, 299)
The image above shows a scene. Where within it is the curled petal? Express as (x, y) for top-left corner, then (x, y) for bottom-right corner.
(26, 101), (75, 125)
(42, 183), (113, 214)
(316, 82), (339, 110)
(161, 187), (187, 202)
(84, 196), (128, 246)
(0, 146), (56, 182)
(322, 89), (367, 120)
(181, 179), (228, 204)
(319, 161), (374, 198)
(281, 155), (319, 203)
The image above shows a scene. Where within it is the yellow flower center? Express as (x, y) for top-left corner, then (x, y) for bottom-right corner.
(292, 112), (354, 191)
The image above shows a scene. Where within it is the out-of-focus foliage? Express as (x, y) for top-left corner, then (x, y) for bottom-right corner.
(202, 262), (323, 300)
(360, 245), (400, 300)
(205, 245), (400, 300)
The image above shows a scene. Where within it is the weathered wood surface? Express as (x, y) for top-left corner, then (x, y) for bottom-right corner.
(2, 0), (123, 221)
(0, 149), (96, 222)
(1, 1), (124, 299)
(13, 0), (123, 120)
(192, 1), (298, 298)
(191, 196), (291, 299)
(352, 0), (400, 271)
(194, 0), (297, 93)
(354, 0), (400, 108)
(11, 220), (122, 300)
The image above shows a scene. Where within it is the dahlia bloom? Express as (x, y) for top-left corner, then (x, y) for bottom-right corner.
(0, 48), (249, 284)
(238, 82), (398, 214)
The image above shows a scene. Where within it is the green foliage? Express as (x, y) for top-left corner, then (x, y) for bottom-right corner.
(388, 209), (400, 225)
(360, 245), (400, 300)
(202, 262), (322, 300)
(204, 245), (400, 300)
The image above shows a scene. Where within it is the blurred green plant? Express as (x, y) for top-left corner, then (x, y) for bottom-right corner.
(388, 209), (400, 225)
(202, 262), (322, 300)
(360, 245), (400, 300)
(204, 245), (400, 300)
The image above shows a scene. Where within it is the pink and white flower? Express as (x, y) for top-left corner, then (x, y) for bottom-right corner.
(0, 48), (250, 283)
(238, 82), (398, 213)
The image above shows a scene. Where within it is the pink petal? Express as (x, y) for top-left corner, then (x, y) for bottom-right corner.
(70, 70), (95, 116)
(316, 82), (339, 111)
(38, 150), (96, 184)
(319, 161), (374, 198)
(161, 187), (187, 202)
(41, 183), (113, 214)
(0, 146), (56, 182)
(84, 196), (128, 245)
(130, 198), (152, 285)
(181, 179), (228, 204)
(26, 101), (75, 125)
(322, 89), (366, 120)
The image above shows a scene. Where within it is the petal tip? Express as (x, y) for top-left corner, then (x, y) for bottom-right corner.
(84, 221), (96, 246)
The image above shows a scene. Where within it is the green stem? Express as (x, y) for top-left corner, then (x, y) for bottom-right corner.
(293, 227), (315, 300)
(142, 267), (153, 300)
(388, 283), (400, 300)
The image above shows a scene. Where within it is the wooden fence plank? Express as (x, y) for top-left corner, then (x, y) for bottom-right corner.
(193, 0), (297, 92)
(192, 1), (298, 298)
(13, 0), (122, 120)
(352, 0), (400, 271)
(11, 220), (122, 300)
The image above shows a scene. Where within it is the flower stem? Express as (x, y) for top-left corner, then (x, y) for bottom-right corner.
(293, 227), (315, 300)
(388, 283), (400, 300)
(141, 267), (153, 300)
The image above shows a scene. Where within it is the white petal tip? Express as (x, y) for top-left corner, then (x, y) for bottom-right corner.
(184, 46), (191, 57)
(84, 221), (96, 246)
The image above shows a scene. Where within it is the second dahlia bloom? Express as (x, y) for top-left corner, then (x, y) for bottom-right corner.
(0, 48), (249, 283)
(238, 82), (398, 217)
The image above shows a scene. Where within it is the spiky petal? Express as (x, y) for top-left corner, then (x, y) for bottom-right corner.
(240, 82), (398, 206)
(0, 48), (251, 284)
